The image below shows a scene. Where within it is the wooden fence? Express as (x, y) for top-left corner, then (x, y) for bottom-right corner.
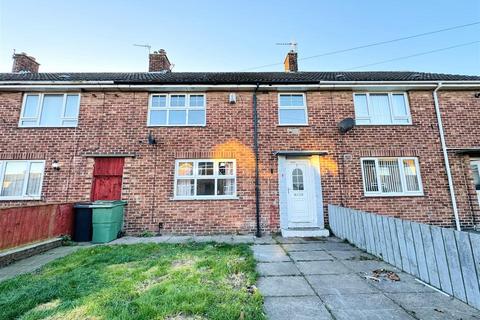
(329, 204), (480, 310)
(0, 203), (74, 250)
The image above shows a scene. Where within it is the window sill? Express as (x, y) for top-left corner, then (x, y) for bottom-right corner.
(170, 196), (239, 201)
(277, 124), (309, 127)
(363, 193), (424, 198)
(0, 196), (42, 201)
(355, 123), (413, 127)
(147, 124), (206, 128)
(18, 126), (78, 129)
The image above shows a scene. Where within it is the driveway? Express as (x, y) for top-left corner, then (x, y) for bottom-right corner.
(254, 236), (480, 320)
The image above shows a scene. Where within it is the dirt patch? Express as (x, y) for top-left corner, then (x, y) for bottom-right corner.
(171, 257), (198, 270)
(136, 275), (168, 292)
(225, 272), (247, 289)
(33, 299), (61, 312)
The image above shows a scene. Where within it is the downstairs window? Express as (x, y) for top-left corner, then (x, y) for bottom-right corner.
(361, 157), (423, 196)
(0, 160), (45, 200)
(174, 159), (236, 199)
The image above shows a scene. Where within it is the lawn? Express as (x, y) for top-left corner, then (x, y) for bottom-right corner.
(0, 242), (265, 320)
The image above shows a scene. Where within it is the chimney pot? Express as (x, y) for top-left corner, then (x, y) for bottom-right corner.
(149, 49), (171, 72)
(12, 52), (40, 73)
(284, 50), (298, 73)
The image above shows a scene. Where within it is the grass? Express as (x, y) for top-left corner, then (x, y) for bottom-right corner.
(0, 243), (265, 320)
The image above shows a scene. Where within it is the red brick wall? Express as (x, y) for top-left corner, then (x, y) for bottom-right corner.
(0, 89), (478, 234)
(439, 91), (480, 227)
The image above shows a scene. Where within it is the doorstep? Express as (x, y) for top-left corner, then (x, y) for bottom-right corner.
(281, 227), (330, 238)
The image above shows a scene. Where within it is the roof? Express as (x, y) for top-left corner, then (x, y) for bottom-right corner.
(0, 71), (479, 84)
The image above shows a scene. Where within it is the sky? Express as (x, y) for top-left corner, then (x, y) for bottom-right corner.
(0, 0), (479, 74)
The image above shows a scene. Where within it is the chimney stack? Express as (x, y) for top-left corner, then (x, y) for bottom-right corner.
(12, 52), (40, 73)
(149, 49), (171, 72)
(284, 50), (298, 73)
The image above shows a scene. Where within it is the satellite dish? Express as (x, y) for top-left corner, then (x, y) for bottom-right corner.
(338, 118), (355, 134)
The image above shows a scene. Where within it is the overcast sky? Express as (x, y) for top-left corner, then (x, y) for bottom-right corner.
(0, 0), (479, 74)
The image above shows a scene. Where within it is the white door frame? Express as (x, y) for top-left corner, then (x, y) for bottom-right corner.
(278, 155), (324, 230)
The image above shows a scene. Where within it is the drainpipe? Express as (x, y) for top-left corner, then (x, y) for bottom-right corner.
(433, 83), (461, 231)
(253, 83), (261, 237)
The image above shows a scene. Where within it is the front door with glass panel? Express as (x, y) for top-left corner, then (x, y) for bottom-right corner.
(286, 159), (316, 227)
(471, 160), (480, 207)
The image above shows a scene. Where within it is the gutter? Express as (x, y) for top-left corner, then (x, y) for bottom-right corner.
(253, 83), (261, 237)
(433, 82), (461, 231)
(1, 82), (480, 91)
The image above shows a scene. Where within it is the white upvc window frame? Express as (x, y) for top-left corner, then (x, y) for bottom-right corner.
(173, 159), (237, 200)
(278, 93), (308, 126)
(353, 92), (412, 125)
(147, 93), (206, 127)
(0, 160), (46, 200)
(360, 157), (423, 197)
(19, 93), (81, 128)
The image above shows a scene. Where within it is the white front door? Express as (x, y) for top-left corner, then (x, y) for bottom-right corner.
(286, 159), (316, 227)
(471, 160), (480, 207)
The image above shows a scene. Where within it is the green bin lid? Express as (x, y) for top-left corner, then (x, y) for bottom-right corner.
(91, 200), (127, 208)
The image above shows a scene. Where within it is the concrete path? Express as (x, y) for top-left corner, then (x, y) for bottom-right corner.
(254, 236), (480, 320)
(0, 246), (81, 282)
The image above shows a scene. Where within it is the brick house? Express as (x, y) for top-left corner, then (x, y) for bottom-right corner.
(0, 50), (479, 237)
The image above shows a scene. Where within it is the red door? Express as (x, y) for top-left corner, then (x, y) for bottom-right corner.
(91, 158), (125, 201)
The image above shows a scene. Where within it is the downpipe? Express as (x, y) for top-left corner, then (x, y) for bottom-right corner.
(433, 83), (461, 231)
(253, 84), (261, 237)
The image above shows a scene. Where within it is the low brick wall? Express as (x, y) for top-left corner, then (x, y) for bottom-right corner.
(0, 203), (75, 250)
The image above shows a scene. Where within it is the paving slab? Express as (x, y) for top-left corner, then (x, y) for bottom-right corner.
(366, 272), (432, 293)
(254, 235), (276, 244)
(307, 274), (380, 295)
(340, 260), (400, 274)
(296, 261), (351, 275)
(256, 262), (301, 276)
(253, 245), (290, 262)
(320, 292), (401, 310)
(263, 296), (332, 320)
(283, 242), (357, 252)
(330, 308), (415, 320)
(257, 276), (315, 296)
(408, 308), (479, 320)
(327, 250), (377, 261)
(289, 250), (333, 261)
(274, 237), (328, 244)
(386, 292), (480, 318)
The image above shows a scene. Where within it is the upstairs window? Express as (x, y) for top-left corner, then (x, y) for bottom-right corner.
(148, 94), (206, 126)
(354, 92), (411, 125)
(278, 93), (308, 125)
(174, 159), (236, 199)
(361, 157), (423, 196)
(0, 160), (45, 200)
(19, 93), (80, 127)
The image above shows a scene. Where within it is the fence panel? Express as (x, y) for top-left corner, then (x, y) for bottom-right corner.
(328, 205), (479, 309)
(0, 203), (74, 250)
